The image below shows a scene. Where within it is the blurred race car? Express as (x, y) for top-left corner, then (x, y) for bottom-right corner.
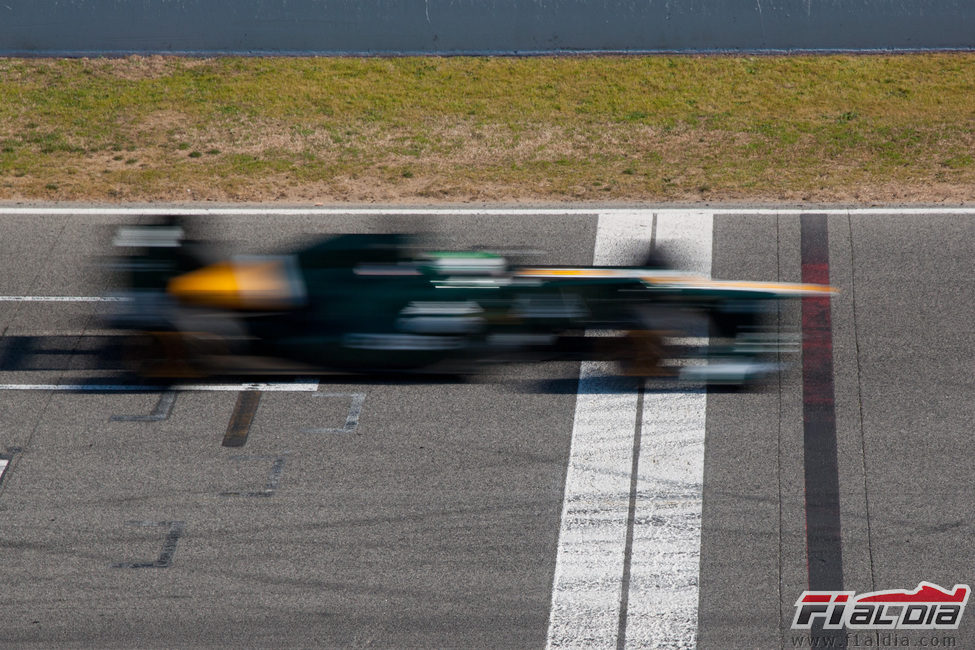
(106, 218), (834, 384)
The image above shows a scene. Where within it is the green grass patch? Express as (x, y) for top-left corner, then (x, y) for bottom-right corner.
(942, 153), (973, 169)
(1, 54), (973, 202)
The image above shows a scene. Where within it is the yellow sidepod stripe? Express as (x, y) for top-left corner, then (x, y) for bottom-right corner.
(515, 267), (835, 295)
(699, 280), (838, 295)
(168, 258), (300, 309)
(639, 277), (837, 295)
(517, 268), (619, 278)
(517, 268), (834, 295)
(168, 262), (239, 307)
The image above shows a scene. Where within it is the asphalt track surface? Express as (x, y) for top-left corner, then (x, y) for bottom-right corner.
(0, 207), (971, 649)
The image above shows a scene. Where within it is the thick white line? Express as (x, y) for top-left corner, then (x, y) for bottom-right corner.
(627, 390), (707, 648)
(0, 381), (319, 392)
(624, 212), (711, 649)
(547, 210), (712, 649)
(0, 459), (8, 481)
(547, 212), (652, 648)
(546, 362), (640, 648)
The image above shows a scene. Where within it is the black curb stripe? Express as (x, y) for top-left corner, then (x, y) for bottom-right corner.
(222, 390), (262, 448)
(800, 213), (844, 592)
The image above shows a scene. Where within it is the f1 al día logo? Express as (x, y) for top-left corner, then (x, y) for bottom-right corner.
(793, 582), (970, 630)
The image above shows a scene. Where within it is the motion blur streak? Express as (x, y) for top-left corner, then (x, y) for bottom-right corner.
(100, 215), (827, 384)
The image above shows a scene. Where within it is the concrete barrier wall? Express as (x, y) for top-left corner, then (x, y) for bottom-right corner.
(1, 1), (972, 55)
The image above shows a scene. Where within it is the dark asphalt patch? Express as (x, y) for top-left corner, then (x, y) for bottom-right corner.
(800, 214), (844, 646)
(800, 213), (843, 592)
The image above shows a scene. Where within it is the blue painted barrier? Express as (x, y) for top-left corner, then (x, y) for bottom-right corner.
(1, 0), (972, 55)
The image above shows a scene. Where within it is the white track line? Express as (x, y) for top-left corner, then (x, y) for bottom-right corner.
(547, 210), (711, 649)
(0, 296), (129, 302)
(546, 362), (641, 648)
(0, 381), (319, 392)
(624, 212), (711, 649)
(547, 211), (650, 648)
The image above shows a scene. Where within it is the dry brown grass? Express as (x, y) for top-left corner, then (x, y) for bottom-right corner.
(1, 55), (974, 203)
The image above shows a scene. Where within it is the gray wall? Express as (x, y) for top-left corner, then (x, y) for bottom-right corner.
(1, 1), (972, 55)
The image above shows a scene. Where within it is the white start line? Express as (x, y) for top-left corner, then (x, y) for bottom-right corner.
(546, 211), (711, 650)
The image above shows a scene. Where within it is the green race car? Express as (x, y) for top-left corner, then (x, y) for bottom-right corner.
(108, 221), (833, 384)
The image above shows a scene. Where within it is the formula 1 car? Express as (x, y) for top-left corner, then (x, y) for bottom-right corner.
(106, 219), (834, 384)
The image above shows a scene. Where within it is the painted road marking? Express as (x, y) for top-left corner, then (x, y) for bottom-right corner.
(623, 212), (711, 649)
(0, 448), (19, 489)
(113, 520), (185, 569)
(617, 382), (647, 649)
(626, 386), (707, 648)
(547, 211), (650, 648)
(547, 211), (711, 649)
(0, 296), (130, 302)
(221, 454), (289, 497)
(547, 363), (641, 647)
(222, 390), (262, 447)
(0, 381), (319, 392)
(301, 392), (366, 434)
(110, 391), (177, 422)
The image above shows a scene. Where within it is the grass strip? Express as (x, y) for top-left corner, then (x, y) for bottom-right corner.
(1, 54), (973, 203)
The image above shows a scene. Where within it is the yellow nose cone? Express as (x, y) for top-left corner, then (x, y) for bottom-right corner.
(167, 260), (294, 309)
